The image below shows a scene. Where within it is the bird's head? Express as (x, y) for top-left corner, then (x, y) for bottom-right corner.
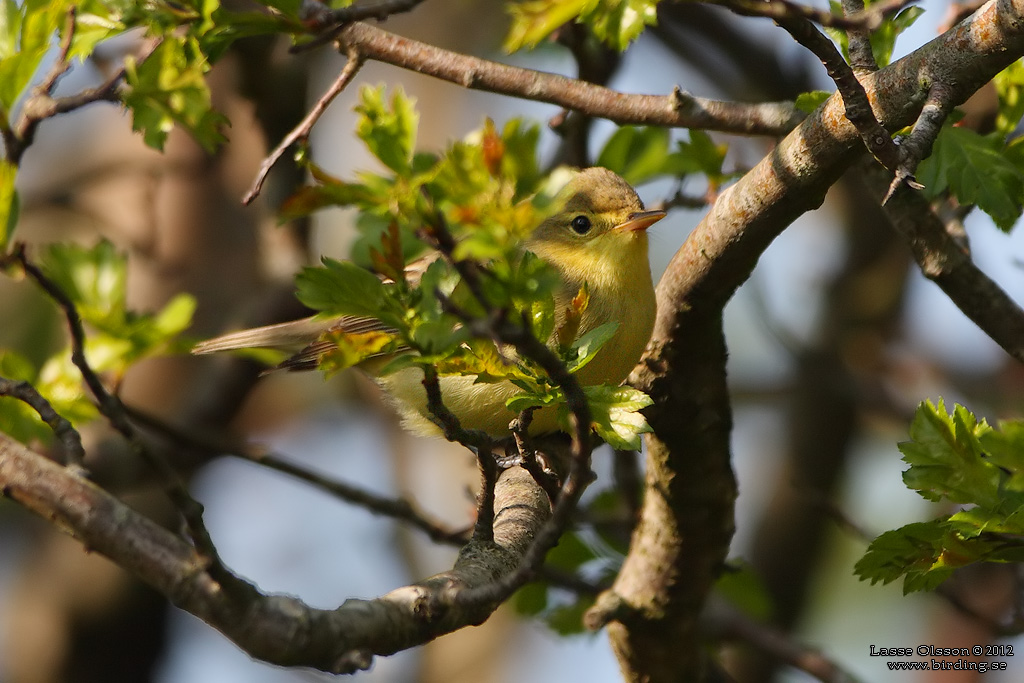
(526, 167), (665, 281)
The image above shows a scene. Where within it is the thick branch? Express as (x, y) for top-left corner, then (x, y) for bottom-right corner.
(875, 176), (1024, 362)
(602, 2), (1024, 680)
(0, 433), (550, 673)
(333, 22), (803, 136)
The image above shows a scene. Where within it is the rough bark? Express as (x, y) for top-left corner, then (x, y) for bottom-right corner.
(599, 1), (1024, 680)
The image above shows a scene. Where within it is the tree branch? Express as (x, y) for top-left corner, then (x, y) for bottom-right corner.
(332, 22), (804, 136)
(773, 14), (901, 172)
(0, 433), (550, 673)
(8, 245), (235, 591)
(124, 404), (471, 545)
(243, 48), (365, 205)
(0, 374), (85, 468)
(598, 1), (1024, 679)
(870, 171), (1024, 362)
(715, 0), (916, 31)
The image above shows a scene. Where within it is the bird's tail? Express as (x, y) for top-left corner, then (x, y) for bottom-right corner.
(191, 316), (328, 355)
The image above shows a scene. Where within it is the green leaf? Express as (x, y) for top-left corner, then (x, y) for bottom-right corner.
(68, 2), (124, 62)
(38, 240), (196, 371)
(916, 125), (1024, 232)
(824, 1), (923, 68)
(122, 35), (228, 152)
(596, 126), (673, 185)
(868, 5), (924, 68)
(673, 129), (728, 180)
(0, 0), (20, 62)
(994, 59), (1024, 139)
(355, 84), (419, 174)
(855, 521), (953, 594)
(898, 399), (1001, 507)
(504, 0), (589, 52)
(295, 257), (390, 319)
(513, 581), (549, 616)
(715, 562), (773, 621)
(40, 240), (127, 327)
(579, 384), (653, 450)
(0, 159), (18, 250)
(565, 321), (618, 374)
(504, 0), (658, 52)
(0, 350), (55, 446)
(152, 293), (197, 337)
(795, 90), (831, 114)
(858, 400), (1024, 594)
(584, 0), (659, 51)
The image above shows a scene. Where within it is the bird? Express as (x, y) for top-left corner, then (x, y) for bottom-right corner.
(193, 167), (664, 438)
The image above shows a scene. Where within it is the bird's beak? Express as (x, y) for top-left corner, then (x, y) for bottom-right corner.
(614, 209), (666, 233)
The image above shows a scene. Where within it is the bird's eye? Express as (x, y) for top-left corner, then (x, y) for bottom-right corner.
(571, 215), (592, 235)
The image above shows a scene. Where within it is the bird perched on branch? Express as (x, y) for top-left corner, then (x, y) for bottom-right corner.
(193, 167), (664, 438)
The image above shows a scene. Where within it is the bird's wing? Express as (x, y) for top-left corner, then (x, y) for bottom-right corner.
(193, 250), (442, 369)
(276, 316), (403, 371)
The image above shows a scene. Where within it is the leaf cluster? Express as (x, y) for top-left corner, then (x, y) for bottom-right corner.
(856, 400), (1024, 593)
(283, 86), (653, 448)
(0, 241), (195, 443)
(504, 0), (659, 53)
(596, 126), (734, 193)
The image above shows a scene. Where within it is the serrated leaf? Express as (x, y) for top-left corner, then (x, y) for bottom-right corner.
(825, 1), (923, 68)
(355, 84), (418, 174)
(40, 240), (126, 327)
(916, 125), (1024, 231)
(898, 399), (1002, 507)
(295, 257), (390, 320)
(854, 521), (948, 593)
(122, 35), (227, 152)
(577, 384), (653, 450)
(506, 389), (559, 413)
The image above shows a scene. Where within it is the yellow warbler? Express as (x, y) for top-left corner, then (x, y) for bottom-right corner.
(193, 167), (664, 437)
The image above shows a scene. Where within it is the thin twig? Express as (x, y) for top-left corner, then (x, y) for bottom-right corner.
(243, 48), (365, 205)
(773, 14), (901, 173)
(419, 364), (498, 541)
(716, 0), (915, 31)
(0, 374), (85, 469)
(8, 245), (239, 592)
(842, 0), (879, 73)
(510, 407), (562, 502)
(123, 404), (471, 545)
(709, 604), (865, 683)
(861, 166), (1024, 364)
(294, 0), (427, 52)
(883, 82), (954, 203)
(8, 32), (160, 165)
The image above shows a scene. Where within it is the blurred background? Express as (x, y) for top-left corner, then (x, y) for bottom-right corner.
(2, 1), (1024, 681)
